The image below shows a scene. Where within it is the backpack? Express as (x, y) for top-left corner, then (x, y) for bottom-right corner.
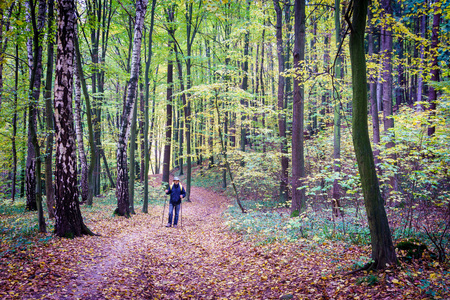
(170, 183), (183, 192)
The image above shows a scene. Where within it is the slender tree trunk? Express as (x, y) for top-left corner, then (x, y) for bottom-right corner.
(184, 1), (201, 202)
(162, 6), (175, 187)
(74, 31), (96, 205)
(115, 0), (148, 217)
(129, 87), (137, 215)
(416, 11), (426, 108)
(332, 0), (343, 217)
(348, 0), (397, 269)
(44, 0), (55, 218)
(240, 0), (250, 152)
(54, 0), (92, 238)
(26, 0), (47, 234)
(291, 0), (306, 214)
(273, 0), (289, 203)
(381, 0), (396, 199)
(11, 44), (19, 202)
(368, 7), (380, 165)
(142, 0), (156, 213)
(74, 51), (89, 203)
(427, 0), (441, 137)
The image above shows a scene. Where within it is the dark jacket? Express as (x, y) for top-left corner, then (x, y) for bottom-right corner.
(166, 183), (186, 205)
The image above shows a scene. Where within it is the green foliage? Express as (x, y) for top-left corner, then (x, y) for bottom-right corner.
(225, 201), (372, 246)
(356, 274), (379, 286)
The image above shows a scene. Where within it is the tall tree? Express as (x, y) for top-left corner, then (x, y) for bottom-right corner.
(0, 2), (14, 110)
(26, 0), (46, 232)
(115, 0), (148, 217)
(142, 0), (156, 213)
(162, 5), (175, 187)
(332, 0), (343, 217)
(44, 0), (55, 218)
(54, 0), (92, 237)
(183, 0), (203, 201)
(368, 6), (380, 165)
(273, 0), (289, 203)
(74, 30), (97, 205)
(427, 0), (441, 137)
(291, 0), (306, 214)
(348, 0), (397, 269)
(74, 44), (89, 203)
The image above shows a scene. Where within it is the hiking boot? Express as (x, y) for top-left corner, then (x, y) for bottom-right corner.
(173, 225), (177, 228)
(166, 223), (171, 227)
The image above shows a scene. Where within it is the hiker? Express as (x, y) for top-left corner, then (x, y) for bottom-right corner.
(165, 177), (186, 228)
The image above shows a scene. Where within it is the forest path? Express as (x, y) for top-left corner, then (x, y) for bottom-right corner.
(56, 181), (322, 299)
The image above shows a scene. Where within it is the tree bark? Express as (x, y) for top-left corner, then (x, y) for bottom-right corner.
(74, 31), (96, 205)
(74, 48), (89, 203)
(115, 0), (148, 217)
(162, 6), (175, 187)
(54, 0), (91, 238)
(273, 0), (289, 203)
(0, 2), (15, 110)
(427, 0), (441, 137)
(129, 85), (138, 215)
(12, 44), (19, 202)
(44, 0), (55, 218)
(143, 0), (157, 210)
(348, 0), (397, 269)
(381, 0), (396, 199)
(332, 0), (343, 217)
(26, 0), (47, 233)
(291, 0), (306, 214)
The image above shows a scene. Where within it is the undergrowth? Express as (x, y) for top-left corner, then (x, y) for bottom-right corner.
(0, 183), (162, 257)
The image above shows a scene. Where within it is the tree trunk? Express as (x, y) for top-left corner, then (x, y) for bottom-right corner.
(240, 0), (250, 152)
(26, 0), (47, 234)
(381, 0), (396, 199)
(115, 0), (148, 217)
(368, 7), (380, 165)
(332, 0), (343, 217)
(273, 0), (289, 203)
(44, 0), (55, 218)
(129, 87), (138, 215)
(74, 50), (89, 203)
(142, 0), (157, 209)
(348, 0), (397, 269)
(184, 1), (201, 202)
(12, 44), (19, 202)
(162, 6), (175, 187)
(74, 31), (96, 206)
(416, 11), (426, 108)
(291, 0), (306, 215)
(427, 0), (441, 137)
(54, 0), (92, 238)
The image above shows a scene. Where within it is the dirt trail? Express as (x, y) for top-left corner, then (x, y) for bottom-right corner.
(56, 185), (241, 299)
(47, 182), (324, 299)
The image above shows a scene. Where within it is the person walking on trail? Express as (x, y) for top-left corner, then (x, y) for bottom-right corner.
(165, 177), (186, 228)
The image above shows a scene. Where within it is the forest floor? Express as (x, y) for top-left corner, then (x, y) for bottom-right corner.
(1, 174), (449, 299)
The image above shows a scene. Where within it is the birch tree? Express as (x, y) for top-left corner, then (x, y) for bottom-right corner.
(54, 0), (91, 237)
(115, 0), (148, 217)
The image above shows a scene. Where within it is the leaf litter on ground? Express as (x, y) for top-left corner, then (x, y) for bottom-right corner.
(1, 180), (449, 299)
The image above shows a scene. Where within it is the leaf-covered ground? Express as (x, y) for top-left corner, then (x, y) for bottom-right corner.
(1, 181), (449, 299)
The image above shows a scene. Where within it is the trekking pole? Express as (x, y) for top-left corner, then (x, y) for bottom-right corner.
(162, 196), (167, 227)
(180, 201), (182, 228)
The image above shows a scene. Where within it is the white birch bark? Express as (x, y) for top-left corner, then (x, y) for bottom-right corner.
(115, 0), (148, 216)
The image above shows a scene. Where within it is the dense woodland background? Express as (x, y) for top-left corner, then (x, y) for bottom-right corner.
(0, 0), (449, 276)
